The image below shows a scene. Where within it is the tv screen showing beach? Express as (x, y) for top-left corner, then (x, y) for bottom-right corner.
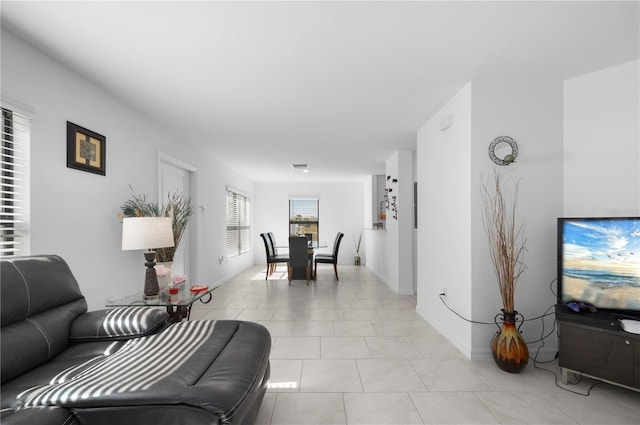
(560, 218), (640, 311)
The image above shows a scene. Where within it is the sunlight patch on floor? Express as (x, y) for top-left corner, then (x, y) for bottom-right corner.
(267, 381), (298, 389)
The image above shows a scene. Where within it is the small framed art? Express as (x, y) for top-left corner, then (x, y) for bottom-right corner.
(66, 121), (106, 175)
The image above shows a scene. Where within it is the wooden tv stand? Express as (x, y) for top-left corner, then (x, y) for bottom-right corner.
(556, 305), (640, 392)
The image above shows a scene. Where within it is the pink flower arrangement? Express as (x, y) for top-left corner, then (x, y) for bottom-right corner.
(155, 264), (170, 277)
(172, 275), (186, 285)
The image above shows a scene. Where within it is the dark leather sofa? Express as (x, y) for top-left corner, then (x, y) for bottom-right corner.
(1, 255), (271, 425)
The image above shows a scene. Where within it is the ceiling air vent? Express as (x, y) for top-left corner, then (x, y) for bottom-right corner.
(292, 163), (310, 173)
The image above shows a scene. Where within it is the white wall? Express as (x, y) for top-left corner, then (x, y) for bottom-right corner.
(364, 151), (414, 295)
(417, 78), (564, 358)
(367, 155), (401, 291)
(2, 29), (254, 310)
(417, 63), (638, 360)
(416, 83), (473, 354)
(469, 78), (564, 359)
(563, 60), (640, 217)
(364, 176), (373, 230)
(252, 182), (365, 268)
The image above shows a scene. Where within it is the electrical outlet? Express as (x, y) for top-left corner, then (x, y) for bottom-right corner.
(441, 287), (447, 298)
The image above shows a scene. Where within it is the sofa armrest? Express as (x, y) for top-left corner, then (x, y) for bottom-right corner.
(69, 307), (168, 342)
(182, 320), (272, 423)
(1, 407), (78, 425)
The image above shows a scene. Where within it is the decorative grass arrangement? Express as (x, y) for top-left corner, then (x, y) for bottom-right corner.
(481, 171), (526, 313)
(120, 191), (194, 262)
(353, 231), (362, 255)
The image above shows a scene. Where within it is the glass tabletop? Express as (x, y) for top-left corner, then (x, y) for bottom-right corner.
(105, 284), (217, 308)
(275, 241), (328, 249)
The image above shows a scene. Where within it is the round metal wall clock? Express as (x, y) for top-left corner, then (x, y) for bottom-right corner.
(488, 136), (518, 165)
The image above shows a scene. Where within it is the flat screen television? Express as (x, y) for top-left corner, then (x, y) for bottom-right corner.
(557, 217), (640, 318)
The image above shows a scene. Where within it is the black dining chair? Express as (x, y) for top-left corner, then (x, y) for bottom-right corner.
(268, 232), (281, 254)
(288, 236), (312, 285)
(267, 232), (288, 272)
(304, 233), (313, 245)
(260, 233), (289, 280)
(314, 232), (344, 281)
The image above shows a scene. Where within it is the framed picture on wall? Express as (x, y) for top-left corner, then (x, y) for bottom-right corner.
(66, 121), (106, 175)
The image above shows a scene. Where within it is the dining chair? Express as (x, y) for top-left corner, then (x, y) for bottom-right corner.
(267, 232), (288, 274)
(260, 233), (289, 280)
(288, 236), (312, 285)
(314, 232), (344, 281)
(267, 232), (280, 254)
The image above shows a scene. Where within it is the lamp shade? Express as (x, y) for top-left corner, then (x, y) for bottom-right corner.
(122, 217), (174, 250)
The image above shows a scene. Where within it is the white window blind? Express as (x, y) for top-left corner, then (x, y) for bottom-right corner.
(225, 188), (250, 258)
(1, 107), (30, 256)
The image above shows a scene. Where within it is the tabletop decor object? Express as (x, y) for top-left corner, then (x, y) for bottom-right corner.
(481, 171), (529, 372)
(121, 217), (174, 298)
(173, 275), (187, 286)
(155, 263), (172, 292)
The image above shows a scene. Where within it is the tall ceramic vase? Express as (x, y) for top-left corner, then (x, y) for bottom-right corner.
(491, 310), (529, 373)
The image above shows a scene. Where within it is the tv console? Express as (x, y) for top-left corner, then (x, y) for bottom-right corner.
(556, 304), (640, 392)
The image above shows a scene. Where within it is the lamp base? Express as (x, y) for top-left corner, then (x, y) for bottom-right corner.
(143, 251), (160, 298)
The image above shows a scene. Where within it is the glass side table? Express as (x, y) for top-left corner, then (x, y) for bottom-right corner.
(106, 284), (217, 323)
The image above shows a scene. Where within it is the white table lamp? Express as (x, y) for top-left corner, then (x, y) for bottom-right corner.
(122, 217), (174, 298)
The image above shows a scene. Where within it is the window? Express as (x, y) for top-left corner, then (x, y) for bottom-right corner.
(1, 107), (30, 257)
(225, 188), (250, 258)
(289, 198), (319, 242)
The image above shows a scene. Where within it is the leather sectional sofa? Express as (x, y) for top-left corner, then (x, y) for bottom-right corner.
(1, 255), (271, 425)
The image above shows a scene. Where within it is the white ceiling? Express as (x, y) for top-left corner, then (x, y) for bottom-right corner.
(2, 1), (638, 182)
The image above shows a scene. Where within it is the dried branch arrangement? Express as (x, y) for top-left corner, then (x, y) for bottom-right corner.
(481, 171), (527, 313)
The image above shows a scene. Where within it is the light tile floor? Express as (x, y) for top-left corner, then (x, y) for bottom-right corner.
(190, 265), (640, 425)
